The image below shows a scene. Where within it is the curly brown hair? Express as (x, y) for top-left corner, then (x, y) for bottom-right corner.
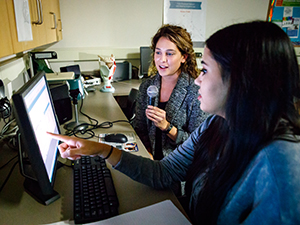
(148, 24), (200, 79)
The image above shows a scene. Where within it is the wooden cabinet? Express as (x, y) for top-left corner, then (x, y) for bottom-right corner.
(0, 0), (14, 58)
(42, 0), (63, 44)
(5, 0), (62, 56)
(53, 0), (63, 41)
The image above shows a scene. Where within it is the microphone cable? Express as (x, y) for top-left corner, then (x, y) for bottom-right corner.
(66, 119), (130, 139)
(65, 93), (130, 139)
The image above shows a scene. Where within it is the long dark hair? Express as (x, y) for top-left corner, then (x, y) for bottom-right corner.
(148, 24), (200, 78)
(185, 21), (300, 224)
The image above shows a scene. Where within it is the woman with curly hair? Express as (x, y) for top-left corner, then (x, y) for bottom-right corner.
(133, 24), (207, 162)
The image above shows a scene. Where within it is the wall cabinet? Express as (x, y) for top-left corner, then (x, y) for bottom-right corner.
(5, 0), (62, 56)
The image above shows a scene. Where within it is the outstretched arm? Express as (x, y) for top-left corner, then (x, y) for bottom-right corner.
(47, 132), (122, 166)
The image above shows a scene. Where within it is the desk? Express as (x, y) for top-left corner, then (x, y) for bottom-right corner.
(110, 78), (142, 110)
(0, 82), (186, 224)
(111, 79), (142, 96)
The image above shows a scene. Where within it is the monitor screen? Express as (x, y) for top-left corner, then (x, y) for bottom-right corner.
(60, 64), (81, 78)
(140, 46), (152, 77)
(113, 61), (132, 81)
(12, 71), (60, 205)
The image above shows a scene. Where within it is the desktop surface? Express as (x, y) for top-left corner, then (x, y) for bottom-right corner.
(0, 83), (186, 224)
(111, 79), (142, 96)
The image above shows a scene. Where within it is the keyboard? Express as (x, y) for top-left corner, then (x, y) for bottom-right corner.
(73, 156), (119, 224)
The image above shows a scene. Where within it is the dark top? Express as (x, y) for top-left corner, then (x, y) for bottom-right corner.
(154, 101), (168, 160)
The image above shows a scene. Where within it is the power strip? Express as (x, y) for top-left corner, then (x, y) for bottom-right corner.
(83, 78), (101, 87)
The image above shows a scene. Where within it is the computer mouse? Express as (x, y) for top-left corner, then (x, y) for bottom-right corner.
(104, 133), (128, 143)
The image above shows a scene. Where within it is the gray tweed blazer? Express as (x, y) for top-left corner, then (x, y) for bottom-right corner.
(132, 72), (207, 157)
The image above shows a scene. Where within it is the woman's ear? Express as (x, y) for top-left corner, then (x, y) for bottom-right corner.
(181, 54), (188, 63)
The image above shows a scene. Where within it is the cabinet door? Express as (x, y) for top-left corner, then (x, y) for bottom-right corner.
(29, 0), (62, 45)
(0, 0), (14, 58)
(42, 0), (57, 44)
(46, 0), (62, 42)
(7, 0), (39, 53)
(30, 0), (49, 46)
(54, 0), (62, 41)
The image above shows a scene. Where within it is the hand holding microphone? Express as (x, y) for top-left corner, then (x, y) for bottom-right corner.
(145, 85), (174, 136)
(146, 85), (158, 126)
(146, 85), (167, 130)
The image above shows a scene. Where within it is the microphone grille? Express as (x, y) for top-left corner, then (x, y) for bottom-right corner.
(147, 85), (158, 98)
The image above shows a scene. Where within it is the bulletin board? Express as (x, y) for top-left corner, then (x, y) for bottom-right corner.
(268, 0), (300, 46)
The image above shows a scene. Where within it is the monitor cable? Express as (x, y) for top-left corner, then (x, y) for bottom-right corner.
(67, 119), (130, 139)
(0, 157), (18, 193)
(0, 118), (19, 151)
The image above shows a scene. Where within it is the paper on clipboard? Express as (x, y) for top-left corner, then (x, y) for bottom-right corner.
(98, 133), (139, 152)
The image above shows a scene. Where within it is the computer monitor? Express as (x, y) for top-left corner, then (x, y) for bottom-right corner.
(113, 61), (132, 81)
(60, 64), (81, 78)
(12, 71), (61, 205)
(140, 46), (152, 77)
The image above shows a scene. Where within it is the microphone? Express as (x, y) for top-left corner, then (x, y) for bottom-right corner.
(147, 85), (158, 106)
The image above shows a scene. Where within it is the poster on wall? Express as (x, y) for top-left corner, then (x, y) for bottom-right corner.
(163, 0), (207, 42)
(268, 0), (300, 45)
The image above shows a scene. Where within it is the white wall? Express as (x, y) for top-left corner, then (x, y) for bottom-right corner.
(44, 0), (165, 72)
(1, 0), (271, 93)
(44, 0), (270, 72)
(51, 0), (269, 50)
(206, 0), (269, 37)
(52, 0), (164, 49)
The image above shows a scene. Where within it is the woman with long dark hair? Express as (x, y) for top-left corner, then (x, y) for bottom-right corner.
(49, 21), (300, 224)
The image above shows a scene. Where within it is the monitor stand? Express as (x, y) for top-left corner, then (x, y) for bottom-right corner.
(18, 132), (60, 205)
(23, 178), (60, 206)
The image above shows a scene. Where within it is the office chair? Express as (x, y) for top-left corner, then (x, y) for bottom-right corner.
(124, 88), (139, 121)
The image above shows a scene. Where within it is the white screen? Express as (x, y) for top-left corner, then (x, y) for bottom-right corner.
(23, 77), (59, 182)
